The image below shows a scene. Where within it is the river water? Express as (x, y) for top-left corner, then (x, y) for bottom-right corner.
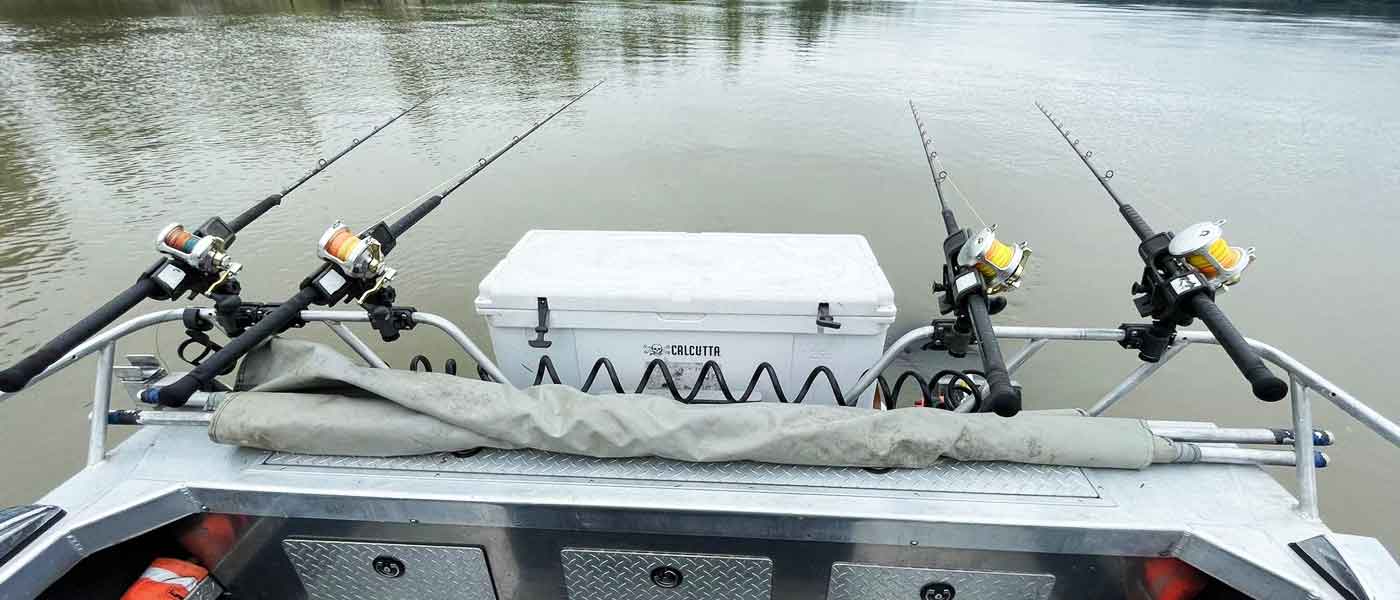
(1, 0), (1397, 552)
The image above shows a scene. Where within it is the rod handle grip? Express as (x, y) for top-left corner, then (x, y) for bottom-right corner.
(388, 195), (443, 240)
(966, 294), (1021, 416)
(1189, 294), (1287, 402)
(229, 194), (283, 234)
(1119, 204), (1154, 242)
(141, 287), (319, 407)
(0, 278), (160, 393)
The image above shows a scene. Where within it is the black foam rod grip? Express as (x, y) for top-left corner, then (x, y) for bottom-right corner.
(0, 277), (161, 393)
(388, 195), (443, 240)
(1190, 294), (1288, 402)
(1119, 204), (1155, 242)
(142, 286), (320, 407)
(229, 193), (283, 234)
(965, 294), (1021, 417)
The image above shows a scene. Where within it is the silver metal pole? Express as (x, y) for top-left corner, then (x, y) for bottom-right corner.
(1236, 336), (1400, 448)
(1005, 339), (1049, 375)
(1149, 425), (1331, 446)
(410, 312), (510, 385)
(132, 411), (213, 426)
(991, 326), (1126, 342)
(1087, 341), (1189, 416)
(1187, 445), (1326, 467)
(87, 343), (116, 466)
(324, 322), (389, 368)
(298, 310), (511, 386)
(842, 326), (937, 404)
(1291, 376), (1320, 520)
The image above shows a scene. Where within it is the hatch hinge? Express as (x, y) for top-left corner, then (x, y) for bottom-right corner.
(530, 297), (553, 348)
(816, 302), (842, 330)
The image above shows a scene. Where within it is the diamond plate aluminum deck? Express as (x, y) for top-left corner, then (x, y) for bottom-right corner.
(186, 578), (224, 600)
(282, 539), (496, 600)
(561, 548), (772, 600)
(264, 449), (1098, 498)
(827, 563), (1055, 600)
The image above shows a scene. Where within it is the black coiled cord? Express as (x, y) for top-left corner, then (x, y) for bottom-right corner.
(449, 354), (985, 411)
(408, 355), (458, 375)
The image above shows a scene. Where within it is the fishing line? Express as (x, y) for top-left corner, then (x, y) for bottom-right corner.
(945, 174), (987, 228)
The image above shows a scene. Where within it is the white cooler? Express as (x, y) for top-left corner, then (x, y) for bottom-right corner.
(474, 230), (897, 406)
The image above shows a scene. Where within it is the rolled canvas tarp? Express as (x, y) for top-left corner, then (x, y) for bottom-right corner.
(209, 339), (1177, 469)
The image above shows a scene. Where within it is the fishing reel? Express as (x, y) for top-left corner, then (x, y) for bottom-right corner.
(936, 225), (1031, 314)
(957, 225), (1031, 295)
(1167, 220), (1253, 288)
(933, 225), (1031, 359)
(1126, 219), (1256, 361)
(150, 221), (244, 298)
(310, 221), (413, 342)
(316, 221), (398, 300)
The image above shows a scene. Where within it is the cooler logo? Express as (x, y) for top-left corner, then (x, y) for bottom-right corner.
(643, 344), (721, 358)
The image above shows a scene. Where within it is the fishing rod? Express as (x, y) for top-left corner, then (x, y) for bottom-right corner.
(1034, 102), (1288, 402)
(0, 95), (434, 393)
(141, 80), (604, 408)
(910, 101), (1030, 417)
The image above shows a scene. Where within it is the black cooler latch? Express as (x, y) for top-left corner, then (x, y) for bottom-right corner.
(530, 297), (553, 348)
(816, 302), (842, 330)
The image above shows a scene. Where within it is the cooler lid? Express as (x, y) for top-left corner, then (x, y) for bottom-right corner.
(476, 230), (896, 318)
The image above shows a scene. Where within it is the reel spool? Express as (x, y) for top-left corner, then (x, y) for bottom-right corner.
(155, 224), (242, 292)
(956, 225), (1030, 294)
(1168, 220), (1253, 287)
(316, 221), (396, 301)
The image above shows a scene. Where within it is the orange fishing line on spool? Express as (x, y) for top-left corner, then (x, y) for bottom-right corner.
(324, 228), (361, 262)
(163, 226), (197, 253)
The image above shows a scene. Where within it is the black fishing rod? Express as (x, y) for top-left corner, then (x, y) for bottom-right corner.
(1035, 102), (1287, 402)
(141, 80), (604, 408)
(910, 101), (1030, 417)
(0, 95), (433, 393)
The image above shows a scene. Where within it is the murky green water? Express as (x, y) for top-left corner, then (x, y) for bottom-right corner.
(2, 0), (1398, 552)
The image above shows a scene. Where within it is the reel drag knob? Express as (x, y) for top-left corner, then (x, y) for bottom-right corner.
(1168, 220), (1253, 287)
(956, 225), (1030, 295)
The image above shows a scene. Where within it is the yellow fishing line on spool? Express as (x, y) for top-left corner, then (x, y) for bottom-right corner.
(974, 237), (1016, 280)
(1184, 238), (1242, 278)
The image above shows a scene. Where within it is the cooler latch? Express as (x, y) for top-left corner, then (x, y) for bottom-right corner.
(529, 297), (553, 348)
(816, 302), (842, 330)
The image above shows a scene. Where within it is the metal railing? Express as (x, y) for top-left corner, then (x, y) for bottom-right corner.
(3, 309), (1397, 521)
(844, 324), (1400, 519)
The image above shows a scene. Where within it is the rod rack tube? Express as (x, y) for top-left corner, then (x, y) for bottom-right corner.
(843, 326), (937, 405)
(86, 343), (116, 466)
(1088, 342), (1189, 416)
(1171, 445), (1328, 467)
(296, 311), (509, 385)
(324, 322), (389, 369)
(1224, 336), (1400, 448)
(1291, 376), (1320, 519)
(1150, 425), (1333, 446)
(1005, 339), (1049, 375)
(108, 410), (214, 426)
(410, 312), (510, 385)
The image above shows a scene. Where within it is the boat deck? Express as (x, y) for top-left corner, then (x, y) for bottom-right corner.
(4, 425), (1396, 599)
